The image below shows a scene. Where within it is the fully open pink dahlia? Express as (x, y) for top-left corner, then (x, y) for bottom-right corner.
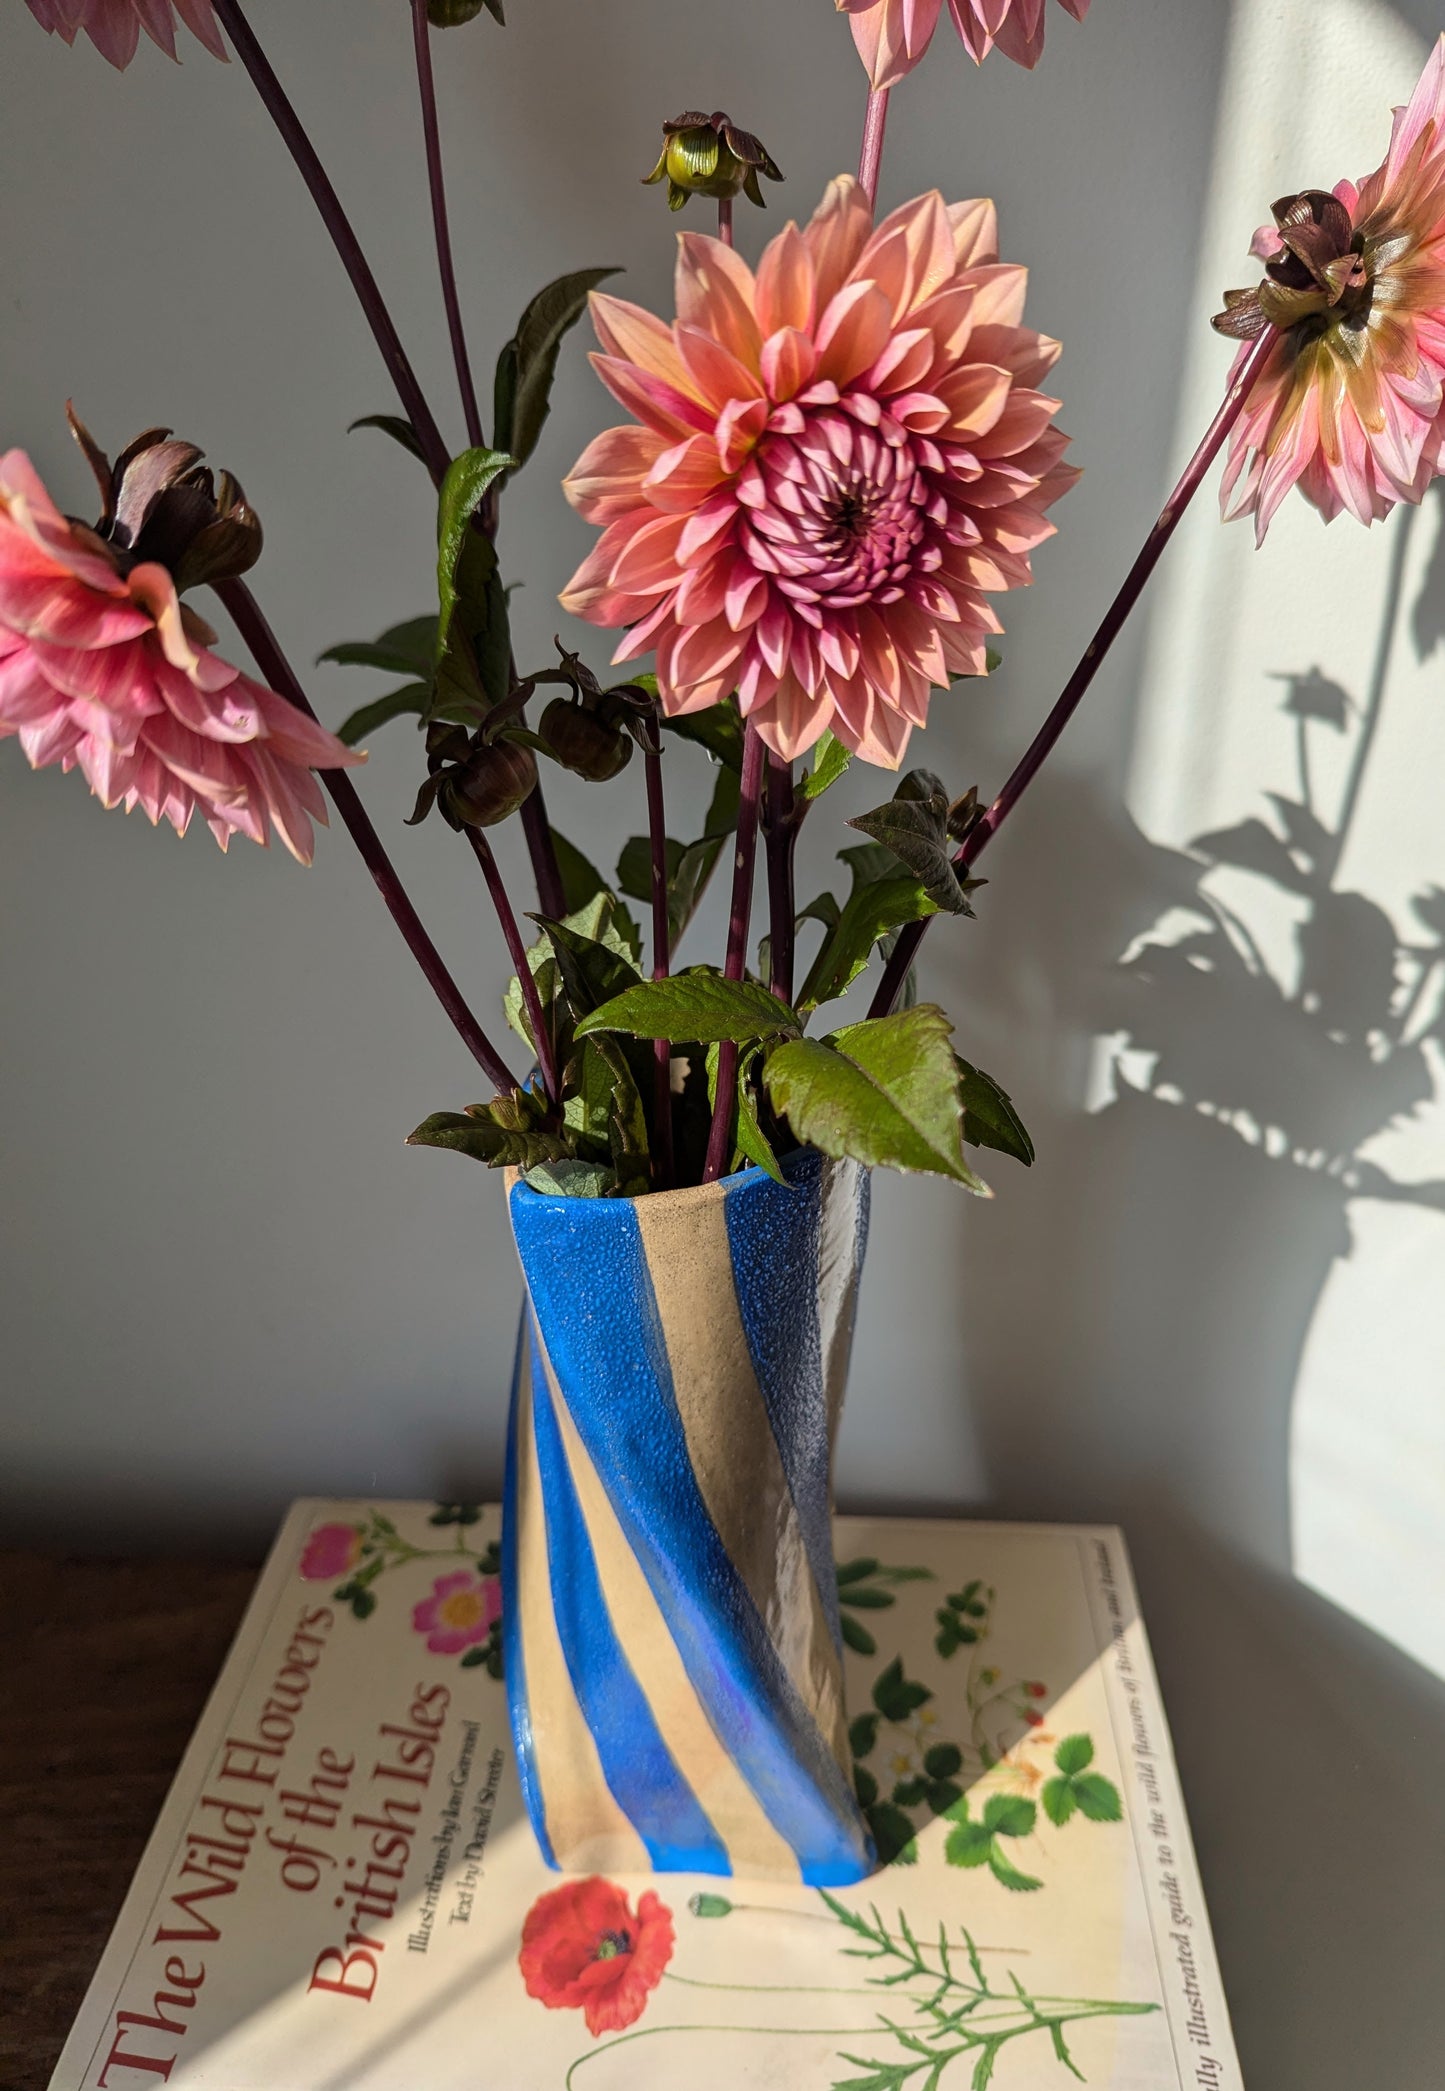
(838, 0), (1091, 90)
(560, 177), (1077, 766)
(1215, 37), (1445, 544)
(24, 0), (225, 67)
(0, 439), (359, 862)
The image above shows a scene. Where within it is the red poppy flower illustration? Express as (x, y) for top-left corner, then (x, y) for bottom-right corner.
(519, 1877), (675, 2036)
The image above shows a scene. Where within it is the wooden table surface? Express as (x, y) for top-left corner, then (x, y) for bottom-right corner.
(0, 1552), (258, 2091)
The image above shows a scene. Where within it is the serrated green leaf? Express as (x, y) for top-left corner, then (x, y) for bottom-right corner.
(732, 1042), (785, 1183)
(925, 1778), (963, 1815)
(848, 770), (979, 915)
(838, 1586), (895, 1610)
(872, 1656), (932, 1721)
(435, 447), (515, 719)
(494, 267), (621, 474)
(891, 1776), (928, 1809)
(764, 1006), (988, 1188)
(867, 1802), (918, 1867)
(576, 974), (799, 1046)
(956, 1057), (1035, 1166)
(522, 1159), (616, 1198)
(853, 1764), (879, 1810)
(1041, 1776), (1077, 1829)
(841, 1613), (877, 1656)
(1053, 1733), (1095, 1777)
(798, 730), (851, 801)
(981, 1793), (1036, 1838)
(335, 683), (432, 747)
(836, 1557), (881, 1587)
(986, 1846), (1043, 1893)
(320, 619), (438, 679)
(797, 876), (940, 1012)
(944, 1819), (993, 1869)
(617, 833), (683, 906)
(1072, 1772), (1123, 1823)
(348, 412), (427, 463)
(849, 1712), (880, 1758)
(406, 1108), (570, 1170)
(536, 910), (642, 1018)
(1050, 2021), (1086, 2083)
(924, 1743), (963, 1780)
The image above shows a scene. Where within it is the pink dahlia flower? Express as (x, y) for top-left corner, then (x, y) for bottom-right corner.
(24, 0), (225, 68)
(838, 0), (1091, 90)
(560, 178), (1077, 766)
(412, 1569), (502, 1655)
(1215, 37), (1445, 544)
(0, 441), (360, 861)
(299, 1523), (364, 1582)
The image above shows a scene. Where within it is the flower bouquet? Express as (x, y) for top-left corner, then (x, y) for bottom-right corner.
(10, 0), (1445, 1885)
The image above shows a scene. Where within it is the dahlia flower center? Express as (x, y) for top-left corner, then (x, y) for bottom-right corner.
(745, 405), (951, 612)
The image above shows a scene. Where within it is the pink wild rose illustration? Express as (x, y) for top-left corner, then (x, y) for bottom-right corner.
(412, 1568), (503, 1654)
(299, 1523), (364, 1582)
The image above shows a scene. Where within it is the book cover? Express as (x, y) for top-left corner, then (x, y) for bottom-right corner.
(49, 1501), (1243, 2090)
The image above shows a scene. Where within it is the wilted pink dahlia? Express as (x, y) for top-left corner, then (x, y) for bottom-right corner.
(560, 178), (1077, 766)
(24, 0), (225, 67)
(0, 436), (359, 861)
(838, 0), (1091, 90)
(1215, 37), (1445, 544)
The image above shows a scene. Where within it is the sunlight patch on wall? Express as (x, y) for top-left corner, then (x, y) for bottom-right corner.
(1094, 0), (1445, 1676)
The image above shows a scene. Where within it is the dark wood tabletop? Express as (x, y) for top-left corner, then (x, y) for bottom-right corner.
(0, 1552), (258, 2091)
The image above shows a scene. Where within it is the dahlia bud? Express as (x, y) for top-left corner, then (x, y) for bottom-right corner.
(642, 111), (783, 213)
(66, 406), (262, 593)
(427, 0), (503, 24)
(443, 738), (538, 828)
(540, 696), (633, 781)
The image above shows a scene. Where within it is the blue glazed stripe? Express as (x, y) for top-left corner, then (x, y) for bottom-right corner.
(500, 1319), (556, 1872)
(527, 1320), (731, 1876)
(722, 1154), (843, 1653)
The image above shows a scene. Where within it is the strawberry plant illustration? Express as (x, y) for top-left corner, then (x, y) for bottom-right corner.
(841, 1561), (1121, 1872)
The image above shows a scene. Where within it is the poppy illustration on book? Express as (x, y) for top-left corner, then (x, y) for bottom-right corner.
(48, 1502), (1242, 2091)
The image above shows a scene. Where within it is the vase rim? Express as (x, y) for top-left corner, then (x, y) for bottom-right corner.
(506, 1142), (843, 1216)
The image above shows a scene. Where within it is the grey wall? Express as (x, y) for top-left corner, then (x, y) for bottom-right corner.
(6, 6), (1445, 2084)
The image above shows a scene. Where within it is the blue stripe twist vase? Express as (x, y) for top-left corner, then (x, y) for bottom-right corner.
(501, 1146), (877, 1887)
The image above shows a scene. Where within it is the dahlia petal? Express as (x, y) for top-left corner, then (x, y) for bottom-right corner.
(564, 424), (670, 523)
(641, 433), (730, 513)
(815, 281), (896, 388)
(591, 354), (714, 439)
(748, 668), (834, 761)
(948, 199), (1000, 270)
(761, 328), (819, 404)
(590, 294), (700, 397)
(607, 512), (689, 596)
(675, 326), (764, 414)
(172, 0), (226, 58)
(804, 177), (876, 313)
(755, 223), (817, 338)
(675, 235), (762, 371)
(81, 0), (142, 66)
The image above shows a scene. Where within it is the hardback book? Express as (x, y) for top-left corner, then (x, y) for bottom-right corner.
(50, 1501), (1244, 2090)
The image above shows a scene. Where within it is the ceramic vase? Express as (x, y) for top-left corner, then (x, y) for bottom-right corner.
(501, 1147), (876, 1886)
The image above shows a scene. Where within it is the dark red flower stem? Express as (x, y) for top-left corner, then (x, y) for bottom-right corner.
(411, 0), (485, 450)
(217, 579), (516, 1094)
(704, 724), (767, 1183)
(465, 828), (558, 1103)
(211, 0), (451, 489)
(518, 781), (567, 921)
(643, 731), (675, 1192)
(857, 87), (891, 209)
(717, 196), (735, 249)
(868, 327), (1282, 1021)
(765, 754), (797, 1005)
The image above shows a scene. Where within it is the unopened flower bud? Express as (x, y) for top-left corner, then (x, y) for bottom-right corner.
(67, 406), (262, 594)
(541, 696), (633, 781)
(443, 739), (538, 828)
(642, 111), (783, 214)
(428, 0), (503, 25)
